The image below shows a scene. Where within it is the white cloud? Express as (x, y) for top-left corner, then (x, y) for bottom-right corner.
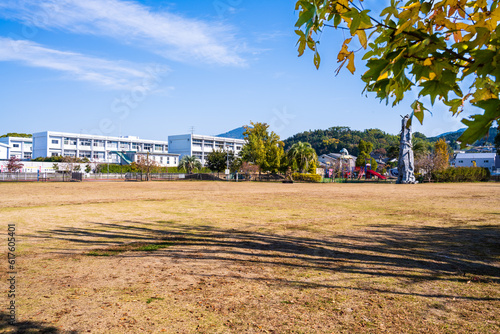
(0, 37), (167, 89)
(0, 0), (245, 66)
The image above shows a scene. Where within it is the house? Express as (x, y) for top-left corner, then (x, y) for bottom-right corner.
(168, 134), (245, 166)
(0, 136), (33, 160)
(453, 153), (500, 172)
(318, 150), (357, 174)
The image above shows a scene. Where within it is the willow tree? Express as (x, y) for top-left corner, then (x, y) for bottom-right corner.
(295, 0), (500, 146)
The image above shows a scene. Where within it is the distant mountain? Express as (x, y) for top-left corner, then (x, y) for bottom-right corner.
(429, 127), (497, 145)
(216, 127), (247, 140)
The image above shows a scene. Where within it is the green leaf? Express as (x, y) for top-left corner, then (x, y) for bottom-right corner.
(295, 1), (315, 28)
(458, 99), (500, 147)
(443, 98), (463, 116)
(314, 51), (321, 69)
(362, 59), (390, 82)
(349, 10), (361, 36)
(410, 100), (426, 125)
(418, 80), (452, 104)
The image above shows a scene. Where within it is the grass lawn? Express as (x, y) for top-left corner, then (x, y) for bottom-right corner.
(1, 181), (499, 333)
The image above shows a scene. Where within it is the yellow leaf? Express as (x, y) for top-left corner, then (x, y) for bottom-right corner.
(423, 58), (433, 66)
(473, 0), (487, 8)
(429, 72), (436, 80)
(377, 71), (388, 81)
(356, 30), (367, 49)
(347, 52), (355, 74)
(337, 38), (352, 62)
(396, 19), (414, 35)
(336, 0), (349, 14)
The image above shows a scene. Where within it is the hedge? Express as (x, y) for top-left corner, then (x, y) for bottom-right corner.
(432, 167), (490, 182)
(292, 173), (322, 182)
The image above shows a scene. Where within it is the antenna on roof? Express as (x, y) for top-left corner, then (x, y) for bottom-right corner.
(190, 126), (194, 135)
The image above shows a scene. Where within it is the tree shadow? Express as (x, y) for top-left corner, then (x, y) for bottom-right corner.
(0, 311), (77, 333)
(33, 220), (500, 290)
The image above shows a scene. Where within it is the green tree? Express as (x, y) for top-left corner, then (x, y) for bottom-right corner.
(241, 122), (285, 174)
(288, 141), (318, 173)
(0, 133), (32, 138)
(178, 155), (202, 174)
(356, 139), (378, 171)
(295, 0), (500, 147)
(206, 149), (239, 177)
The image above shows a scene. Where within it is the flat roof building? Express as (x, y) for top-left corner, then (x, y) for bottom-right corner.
(168, 134), (245, 166)
(453, 153), (499, 171)
(0, 136), (33, 160)
(32, 131), (179, 167)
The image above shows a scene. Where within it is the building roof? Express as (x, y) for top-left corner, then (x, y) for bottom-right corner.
(320, 153), (357, 160)
(455, 153), (497, 159)
(33, 131), (168, 144)
(0, 136), (33, 142)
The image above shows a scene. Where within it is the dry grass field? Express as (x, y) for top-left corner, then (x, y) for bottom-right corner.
(1, 181), (499, 333)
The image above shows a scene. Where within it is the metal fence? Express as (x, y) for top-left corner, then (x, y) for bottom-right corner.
(0, 172), (81, 182)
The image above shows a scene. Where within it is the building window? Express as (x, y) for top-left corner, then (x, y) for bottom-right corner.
(155, 144), (163, 151)
(143, 143), (152, 151)
(93, 152), (105, 159)
(79, 151), (91, 158)
(80, 139), (91, 146)
(120, 142), (129, 150)
(64, 138), (77, 145)
(132, 143), (138, 150)
(107, 141), (118, 148)
(51, 139), (59, 144)
(167, 157), (170, 164)
(64, 150), (76, 157)
(93, 140), (104, 147)
(24, 153), (32, 159)
(13, 144), (20, 148)
(484, 160), (489, 163)
(51, 153), (59, 157)
(458, 160), (463, 163)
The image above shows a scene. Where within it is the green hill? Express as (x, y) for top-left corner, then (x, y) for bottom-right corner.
(283, 127), (405, 157)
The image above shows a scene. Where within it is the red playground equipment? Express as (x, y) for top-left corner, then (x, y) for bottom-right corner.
(355, 166), (386, 180)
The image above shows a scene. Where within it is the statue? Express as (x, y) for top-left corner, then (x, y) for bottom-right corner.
(397, 115), (416, 184)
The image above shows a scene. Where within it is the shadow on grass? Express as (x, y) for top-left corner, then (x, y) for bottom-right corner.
(0, 312), (77, 333)
(34, 220), (500, 293)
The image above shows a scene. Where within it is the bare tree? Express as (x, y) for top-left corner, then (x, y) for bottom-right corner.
(136, 154), (159, 181)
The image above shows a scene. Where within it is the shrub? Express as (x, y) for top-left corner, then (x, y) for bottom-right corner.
(432, 167), (490, 182)
(292, 172), (321, 182)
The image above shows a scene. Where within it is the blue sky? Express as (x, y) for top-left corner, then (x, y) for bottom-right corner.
(0, 0), (478, 141)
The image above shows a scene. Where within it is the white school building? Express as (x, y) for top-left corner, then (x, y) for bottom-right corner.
(168, 134), (245, 166)
(32, 131), (179, 167)
(0, 136), (33, 160)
